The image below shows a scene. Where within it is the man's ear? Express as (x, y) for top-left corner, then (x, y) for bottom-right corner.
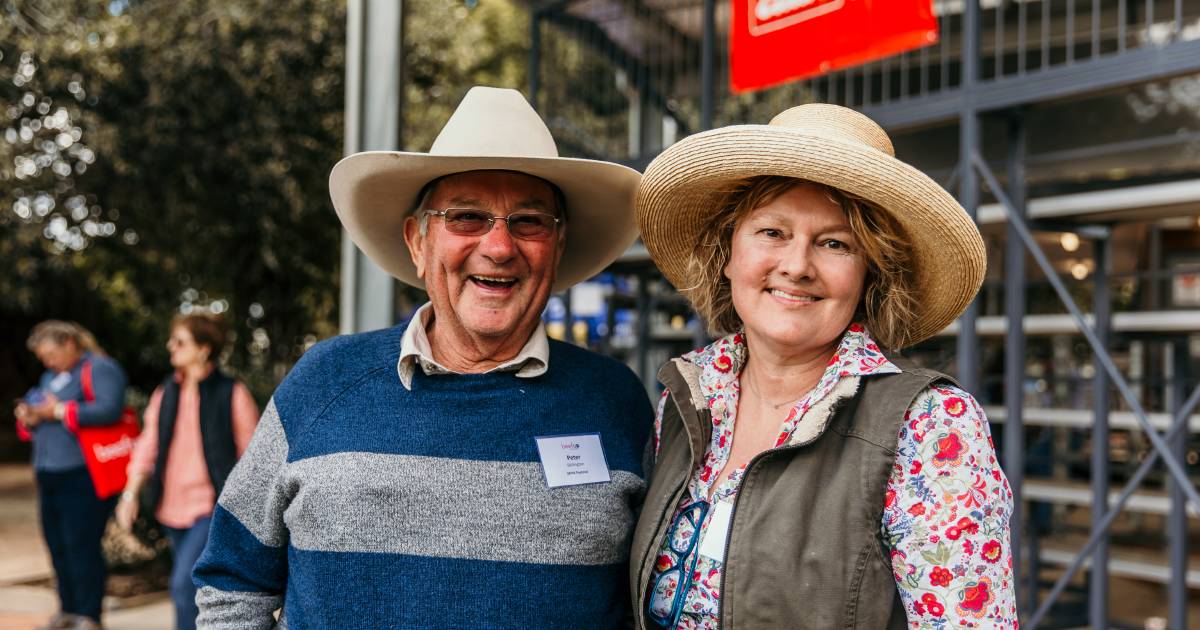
(403, 216), (426, 280)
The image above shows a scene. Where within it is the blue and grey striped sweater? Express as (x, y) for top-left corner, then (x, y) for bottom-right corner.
(193, 324), (653, 629)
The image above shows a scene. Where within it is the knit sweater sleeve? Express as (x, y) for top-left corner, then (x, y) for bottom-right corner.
(193, 397), (291, 630)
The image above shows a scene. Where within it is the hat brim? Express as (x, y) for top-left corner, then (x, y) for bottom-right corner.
(330, 152), (642, 293)
(636, 125), (986, 347)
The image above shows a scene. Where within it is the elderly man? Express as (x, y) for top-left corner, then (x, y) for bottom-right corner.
(193, 87), (653, 629)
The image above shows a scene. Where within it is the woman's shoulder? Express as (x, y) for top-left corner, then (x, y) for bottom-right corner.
(85, 352), (125, 374)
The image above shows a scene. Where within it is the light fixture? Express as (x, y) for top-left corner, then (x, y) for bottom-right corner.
(1060, 232), (1080, 252)
(1070, 262), (1089, 280)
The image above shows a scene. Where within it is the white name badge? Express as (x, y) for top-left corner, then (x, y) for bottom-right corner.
(698, 501), (735, 562)
(534, 433), (612, 488)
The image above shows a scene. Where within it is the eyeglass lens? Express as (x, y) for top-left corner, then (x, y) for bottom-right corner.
(442, 208), (557, 239)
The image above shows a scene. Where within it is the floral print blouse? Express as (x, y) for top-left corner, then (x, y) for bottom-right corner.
(648, 325), (1017, 628)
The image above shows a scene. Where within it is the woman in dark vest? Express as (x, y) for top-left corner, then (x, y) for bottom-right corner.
(629, 104), (1016, 628)
(115, 313), (259, 630)
(16, 321), (128, 630)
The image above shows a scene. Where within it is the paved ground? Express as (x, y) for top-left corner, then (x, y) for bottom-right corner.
(0, 465), (171, 629)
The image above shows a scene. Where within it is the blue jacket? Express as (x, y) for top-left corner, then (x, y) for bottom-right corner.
(23, 353), (128, 472)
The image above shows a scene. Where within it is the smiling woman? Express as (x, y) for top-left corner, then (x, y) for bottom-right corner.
(629, 104), (1016, 629)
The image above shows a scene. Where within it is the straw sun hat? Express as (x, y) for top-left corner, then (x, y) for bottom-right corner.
(636, 103), (986, 347)
(330, 86), (642, 292)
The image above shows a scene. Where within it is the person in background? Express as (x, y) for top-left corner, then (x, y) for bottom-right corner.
(114, 313), (258, 630)
(14, 321), (128, 630)
(629, 104), (1016, 628)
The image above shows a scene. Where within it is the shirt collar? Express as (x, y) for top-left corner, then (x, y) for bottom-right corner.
(685, 323), (901, 402)
(397, 303), (550, 390)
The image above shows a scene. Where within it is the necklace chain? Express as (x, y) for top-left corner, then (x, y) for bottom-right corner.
(743, 367), (807, 410)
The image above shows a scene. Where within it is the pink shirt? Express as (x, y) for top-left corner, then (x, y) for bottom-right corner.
(128, 377), (259, 528)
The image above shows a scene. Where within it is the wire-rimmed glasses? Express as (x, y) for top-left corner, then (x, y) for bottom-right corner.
(648, 499), (710, 628)
(425, 207), (561, 240)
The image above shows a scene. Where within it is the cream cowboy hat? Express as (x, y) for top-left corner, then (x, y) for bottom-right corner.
(636, 103), (986, 346)
(329, 86), (641, 292)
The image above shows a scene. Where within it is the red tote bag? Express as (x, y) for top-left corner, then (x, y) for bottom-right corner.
(75, 361), (140, 499)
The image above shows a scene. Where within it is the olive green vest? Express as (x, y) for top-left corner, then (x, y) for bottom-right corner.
(629, 355), (954, 629)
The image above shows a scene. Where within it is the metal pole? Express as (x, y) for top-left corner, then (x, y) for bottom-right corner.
(1003, 110), (1028, 615)
(340, 0), (402, 333)
(1168, 338), (1189, 630)
(529, 10), (541, 111)
(701, 0), (715, 130)
(1089, 234), (1111, 629)
(957, 0), (981, 395)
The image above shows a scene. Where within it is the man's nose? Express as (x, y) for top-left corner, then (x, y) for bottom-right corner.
(477, 219), (518, 261)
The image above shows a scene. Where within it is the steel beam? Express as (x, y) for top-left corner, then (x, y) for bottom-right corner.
(1168, 339), (1189, 630)
(1002, 109), (1028, 615)
(701, 0), (715, 130)
(864, 38), (1200, 132)
(955, 0), (981, 397)
(1089, 233), (1111, 629)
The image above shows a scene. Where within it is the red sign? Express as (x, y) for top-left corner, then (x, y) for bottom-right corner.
(731, 0), (939, 93)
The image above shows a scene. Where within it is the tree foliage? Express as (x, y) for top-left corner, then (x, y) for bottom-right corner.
(0, 0), (532, 440)
(1, 0), (347, 406)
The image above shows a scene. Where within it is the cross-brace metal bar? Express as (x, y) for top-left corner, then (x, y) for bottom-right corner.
(973, 150), (1200, 625)
(973, 152), (1200, 510)
(1025, 382), (1200, 628)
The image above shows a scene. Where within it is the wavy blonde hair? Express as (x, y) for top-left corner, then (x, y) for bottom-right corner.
(26, 320), (104, 355)
(685, 176), (919, 350)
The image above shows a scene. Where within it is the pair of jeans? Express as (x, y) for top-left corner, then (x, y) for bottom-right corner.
(164, 515), (211, 630)
(36, 466), (117, 622)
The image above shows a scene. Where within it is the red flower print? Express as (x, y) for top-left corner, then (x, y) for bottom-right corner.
(700, 465), (713, 482)
(655, 553), (674, 572)
(930, 566), (952, 587)
(921, 593), (945, 617)
(946, 527), (962, 540)
(910, 460), (922, 475)
(957, 579), (993, 618)
(885, 488), (896, 508)
(963, 540), (974, 555)
(848, 323), (864, 333)
(713, 354), (733, 373)
(943, 396), (967, 417)
(982, 540), (1002, 563)
(908, 503), (926, 517)
(932, 430), (966, 467)
(957, 516), (979, 535)
(860, 356), (887, 371)
(732, 332), (744, 345)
